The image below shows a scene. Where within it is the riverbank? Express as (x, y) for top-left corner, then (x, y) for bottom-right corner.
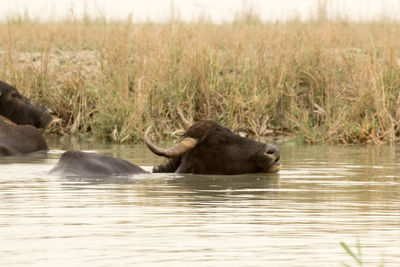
(1, 19), (400, 144)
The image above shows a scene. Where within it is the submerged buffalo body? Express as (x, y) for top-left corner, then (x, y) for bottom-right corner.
(145, 120), (281, 175)
(50, 150), (147, 176)
(0, 115), (48, 156)
(0, 81), (55, 156)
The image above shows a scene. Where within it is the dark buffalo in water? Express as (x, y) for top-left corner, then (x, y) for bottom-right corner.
(0, 115), (49, 156)
(50, 150), (147, 176)
(0, 81), (53, 128)
(50, 120), (280, 177)
(0, 81), (55, 156)
(145, 120), (281, 175)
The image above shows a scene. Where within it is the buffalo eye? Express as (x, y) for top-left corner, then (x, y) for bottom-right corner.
(207, 136), (227, 150)
(11, 92), (20, 98)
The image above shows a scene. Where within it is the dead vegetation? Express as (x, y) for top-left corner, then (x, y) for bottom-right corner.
(1, 19), (400, 143)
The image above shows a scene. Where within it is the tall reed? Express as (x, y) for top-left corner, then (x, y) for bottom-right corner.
(1, 18), (400, 143)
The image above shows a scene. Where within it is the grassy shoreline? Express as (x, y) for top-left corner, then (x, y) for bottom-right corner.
(1, 19), (400, 144)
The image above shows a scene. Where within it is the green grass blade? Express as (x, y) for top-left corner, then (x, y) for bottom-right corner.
(340, 241), (363, 265)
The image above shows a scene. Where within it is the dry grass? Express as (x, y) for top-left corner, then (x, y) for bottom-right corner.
(1, 18), (400, 143)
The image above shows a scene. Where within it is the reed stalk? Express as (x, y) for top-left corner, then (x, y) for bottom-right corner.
(1, 18), (400, 143)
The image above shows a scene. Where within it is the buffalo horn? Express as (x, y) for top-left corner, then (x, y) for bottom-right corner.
(144, 126), (198, 158)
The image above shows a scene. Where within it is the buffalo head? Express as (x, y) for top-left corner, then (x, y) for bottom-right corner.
(144, 120), (281, 175)
(0, 81), (54, 128)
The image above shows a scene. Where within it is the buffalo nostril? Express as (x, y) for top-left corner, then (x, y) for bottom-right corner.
(274, 149), (280, 161)
(266, 144), (277, 153)
(266, 144), (280, 162)
(265, 153), (276, 162)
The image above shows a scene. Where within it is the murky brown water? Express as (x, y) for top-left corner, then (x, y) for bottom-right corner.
(1, 136), (399, 266)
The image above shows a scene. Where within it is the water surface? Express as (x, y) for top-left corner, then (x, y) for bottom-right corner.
(1, 137), (399, 266)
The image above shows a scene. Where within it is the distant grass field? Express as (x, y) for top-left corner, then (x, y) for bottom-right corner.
(1, 17), (400, 143)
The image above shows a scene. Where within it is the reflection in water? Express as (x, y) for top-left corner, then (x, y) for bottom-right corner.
(0, 138), (400, 266)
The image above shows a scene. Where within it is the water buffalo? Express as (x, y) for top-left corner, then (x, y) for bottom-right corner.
(51, 120), (280, 177)
(145, 120), (281, 175)
(50, 150), (147, 176)
(0, 81), (53, 128)
(0, 81), (56, 156)
(0, 115), (48, 156)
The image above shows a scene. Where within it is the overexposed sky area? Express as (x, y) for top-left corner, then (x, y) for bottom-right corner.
(1, 0), (400, 23)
